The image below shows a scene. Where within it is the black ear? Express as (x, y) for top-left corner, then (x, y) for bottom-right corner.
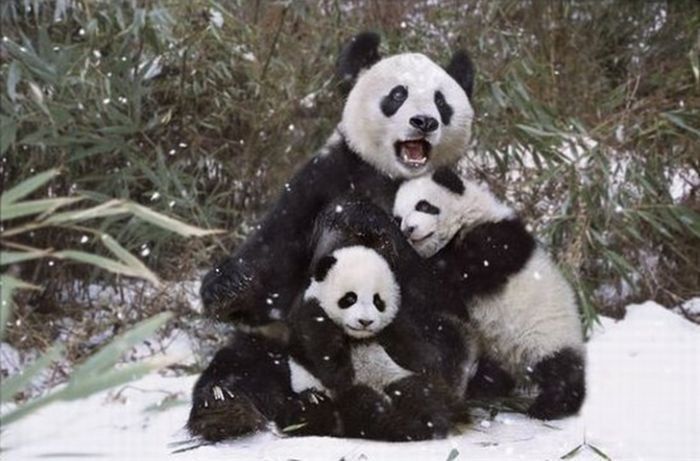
(432, 167), (465, 195)
(313, 255), (337, 282)
(336, 31), (382, 95)
(445, 50), (475, 100)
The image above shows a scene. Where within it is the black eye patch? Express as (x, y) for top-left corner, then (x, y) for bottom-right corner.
(434, 91), (453, 126)
(415, 200), (440, 215)
(380, 85), (408, 117)
(338, 291), (357, 309)
(373, 293), (386, 312)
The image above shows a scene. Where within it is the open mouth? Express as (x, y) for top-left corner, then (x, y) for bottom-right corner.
(394, 139), (432, 169)
(410, 231), (434, 244)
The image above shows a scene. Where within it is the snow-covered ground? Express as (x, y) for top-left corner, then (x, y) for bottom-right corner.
(2, 301), (699, 461)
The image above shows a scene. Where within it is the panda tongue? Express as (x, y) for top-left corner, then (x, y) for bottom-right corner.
(402, 141), (426, 163)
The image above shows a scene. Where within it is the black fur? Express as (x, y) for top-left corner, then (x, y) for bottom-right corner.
(445, 49), (475, 99)
(430, 218), (536, 308)
(434, 90), (454, 126)
(467, 357), (516, 399)
(380, 85), (408, 117)
(200, 138), (400, 325)
(526, 348), (586, 420)
(432, 167), (465, 195)
(416, 199), (440, 215)
(187, 333), (289, 441)
(313, 255), (337, 282)
(336, 31), (382, 95)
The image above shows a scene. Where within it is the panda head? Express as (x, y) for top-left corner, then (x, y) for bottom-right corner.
(338, 32), (475, 179)
(393, 168), (514, 258)
(392, 169), (466, 257)
(305, 245), (400, 339)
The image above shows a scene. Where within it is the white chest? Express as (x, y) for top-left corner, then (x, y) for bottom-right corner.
(350, 342), (412, 392)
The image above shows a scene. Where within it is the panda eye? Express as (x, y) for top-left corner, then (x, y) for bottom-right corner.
(416, 200), (440, 215)
(390, 85), (408, 102)
(435, 91), (447, 108)
(338, 291), (357, 309)
(373, 293), (386, 312)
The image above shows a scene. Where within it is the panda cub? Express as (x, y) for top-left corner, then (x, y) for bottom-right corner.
(288, 245), (455, 441)
(393, 169), (586, 420)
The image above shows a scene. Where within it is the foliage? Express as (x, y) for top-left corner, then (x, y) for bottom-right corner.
(0, 168), (216, 426)
(1, 1), (698, 335)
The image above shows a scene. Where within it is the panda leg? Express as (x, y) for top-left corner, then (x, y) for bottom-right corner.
(335, 384), (396, 440)
(527, 347), (586, 420)
(467, 357), (516, 399)
(276, 389), (340, 437)
(383, 375), (455, 441)
(187, 332), (290, 441)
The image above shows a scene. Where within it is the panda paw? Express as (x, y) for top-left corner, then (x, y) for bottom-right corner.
(200, 258), (262, 323)
(187, 383), (267, 442)
(277, 390), (339, 437)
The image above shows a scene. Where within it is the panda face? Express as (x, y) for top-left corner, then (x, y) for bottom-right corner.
(341, 53), (474, 179)
(306, 246), (400, 339)
(393, 175), (463, 257)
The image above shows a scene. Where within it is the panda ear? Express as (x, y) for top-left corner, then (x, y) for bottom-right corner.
(336, 31), (382, 95)
(432, 167), (465, 195)
(313, 255), (337, 282)
(445, 49), (475, 100)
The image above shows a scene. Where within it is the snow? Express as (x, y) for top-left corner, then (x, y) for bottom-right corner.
(2, 301), (699, 460)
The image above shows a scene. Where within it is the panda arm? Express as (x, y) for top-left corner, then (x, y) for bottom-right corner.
(200, 149), (353, 325)
(432, 218), (536, 297)
(288, 298), (355, 391)
(378, 314), (443, 375)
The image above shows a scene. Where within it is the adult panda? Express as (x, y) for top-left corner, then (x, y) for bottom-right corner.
(200, 32), (475, 326)
(392, 169), (586, 420)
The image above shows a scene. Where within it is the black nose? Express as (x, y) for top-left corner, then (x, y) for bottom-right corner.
(403, 225), (416, 237)
(410, 115), (439, 133)
(358, 319), (374, 327)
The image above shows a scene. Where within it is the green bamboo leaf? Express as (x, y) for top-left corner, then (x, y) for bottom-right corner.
(71, 312), (172, 380)
(0, 169), (60, 206)
(122, 202), (222, 237)
(0, 344), (65, 404)
(588, 443), (612, 461)
(44, 200), (129, 224)
(0, 275), (40, 340)
(661, 112), (700, 138)
(0, 197), (83, 221)
(6, 61), (21, 102)
(446, 448), (460, 461)
(0, 115), (17, 155)
(516, 124), (558, 138)
(0, 249), (50, 265)
(99, 233), (161, 287)
(53, 250), (155, 283)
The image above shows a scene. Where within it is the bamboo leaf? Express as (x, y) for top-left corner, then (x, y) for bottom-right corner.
(53, 250), (155, 283)
(44, 200), (129, 224)
(0, 197), (83, 221)
(560, 444), (584, 459)
(0, 344), (65, 404)
(71, 312), (172, 380)
(446, 448), (460, 461)
(0, 115), (17, 155)
(0, 169), (60, 206)
(661, 112), (700, 138)
(122, 202), (222, 237)
(0, 249), (50, 265)
(99, 233), (161, 287)
(0, 275), (40, 340)
(588, 443), (612, 461)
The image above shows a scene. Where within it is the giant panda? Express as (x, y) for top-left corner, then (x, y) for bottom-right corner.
(392, 169), (586, 420)
(287, 244), (456, 441)
(200, 32), (475, 326)
(189, 33), (476, 441)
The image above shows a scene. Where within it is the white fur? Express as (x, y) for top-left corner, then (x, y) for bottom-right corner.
(340, 53), (473, 179)
(469, 248), (584, 377)
(289, 357), (326, 394)
(305, 246), (400, 339)
(394, 174), (584, 382)
(351, 342), (412, 392)
(393, 175), (513, 257)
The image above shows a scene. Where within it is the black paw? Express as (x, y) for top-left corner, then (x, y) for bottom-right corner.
(187, 383), (267, 442)
(385, 377), (454, 441)
(200, 259), (261, 323)
(277, 390), (339, 437)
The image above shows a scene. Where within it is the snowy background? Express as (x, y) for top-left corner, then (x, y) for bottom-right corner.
(3, 299), (698, 461)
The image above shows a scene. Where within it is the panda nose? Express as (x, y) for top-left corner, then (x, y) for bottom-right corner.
(358, 319), (374, 327)
(410, 115), (439, 133)
(403, 225), (416, 238)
